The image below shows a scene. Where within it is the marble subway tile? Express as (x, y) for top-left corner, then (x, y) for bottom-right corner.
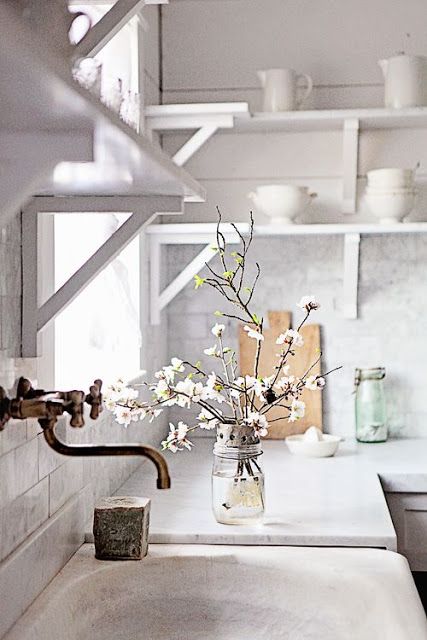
(0, 478), (49, 562)
(49, 459), (84, 516)
(0, 486), (89, 639)
(0, 419), (27, 455)
(37, 433), (64, 480)
(0, 438), (38, 509)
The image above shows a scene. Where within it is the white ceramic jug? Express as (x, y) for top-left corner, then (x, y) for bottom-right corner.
(257, 68), (313, 112)
(378, 54), (427, 108)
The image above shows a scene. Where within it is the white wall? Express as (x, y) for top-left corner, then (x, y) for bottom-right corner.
(160, 0), (427, 438)
(0, 6), (165, 637)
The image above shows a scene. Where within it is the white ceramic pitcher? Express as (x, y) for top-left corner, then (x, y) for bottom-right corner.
(258, 68), (313, 112)
(378, 54), (427, 108)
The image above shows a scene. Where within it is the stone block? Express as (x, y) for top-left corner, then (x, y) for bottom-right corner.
(93, 496), (151, 561)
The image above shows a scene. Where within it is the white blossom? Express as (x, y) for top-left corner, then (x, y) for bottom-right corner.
(297, 295), (320, 311)
(171, 358), (185, 372)
(198, 408), (219, 430)
(114, 406), (134, 427)
(244, 326), (264, 341)
(175, 378), (204, 407)
(276, 329), (304, 347)
(274, 374), (296, 392)
(162, 421), (193, 452)
(230, 375), (257, 398)
(211, 323), (225, 337)
(203, 344), (218, 357)
(305, 375), (317, 390)
(244, 411), (269, 437)
(289, 399), (305, 422)
(202, 373), (226, 404)
(305, 375), (325, 391)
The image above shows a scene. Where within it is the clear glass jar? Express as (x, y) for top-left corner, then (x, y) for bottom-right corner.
(355, 367), (387, 443)
(212, 425), (265, 525)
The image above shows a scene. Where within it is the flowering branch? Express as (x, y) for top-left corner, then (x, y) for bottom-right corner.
(104, 211), (341, 453)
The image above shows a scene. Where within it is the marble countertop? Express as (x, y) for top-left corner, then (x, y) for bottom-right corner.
(86, 438), (427, 550)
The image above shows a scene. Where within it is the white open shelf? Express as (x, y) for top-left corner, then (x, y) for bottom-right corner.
(147, 103), (427, 216)
(234, 107), (427, 133)
(146, 222), (427, 325)
(146, 222), (427, 237)
(0, 4), (205, 229)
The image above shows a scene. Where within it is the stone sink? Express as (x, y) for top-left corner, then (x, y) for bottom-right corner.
(5, 544), (427, 639)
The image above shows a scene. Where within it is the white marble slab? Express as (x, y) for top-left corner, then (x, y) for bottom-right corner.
(83, 438), (427, 550)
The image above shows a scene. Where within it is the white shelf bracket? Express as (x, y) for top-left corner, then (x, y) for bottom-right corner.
(173, 124), (219, 167)
(145, 104), (249, 166)
(342, 232), (360, 319)
(149, 227), (242, 325)
(73, 0), (147, 59)
(22, 195), (182, 357)
(342, 118), (359, 214)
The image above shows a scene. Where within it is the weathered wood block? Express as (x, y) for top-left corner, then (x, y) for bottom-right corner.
(93, 496), (151, 561)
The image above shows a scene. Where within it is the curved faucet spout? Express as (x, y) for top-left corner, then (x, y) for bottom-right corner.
(42, 420), (171, 489)
(0, 377), (171, 490)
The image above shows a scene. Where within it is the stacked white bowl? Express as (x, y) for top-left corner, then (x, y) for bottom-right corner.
(365, 168), (416, 224)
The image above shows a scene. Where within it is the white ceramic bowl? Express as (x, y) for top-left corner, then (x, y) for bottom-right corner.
(285, 434), (341, 458)
(367, 168), (414, 189)
(365, 190), (416, 224)
(248, 185), (317, 225)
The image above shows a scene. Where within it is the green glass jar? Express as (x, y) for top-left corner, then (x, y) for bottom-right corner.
(354, 367), (387, 443)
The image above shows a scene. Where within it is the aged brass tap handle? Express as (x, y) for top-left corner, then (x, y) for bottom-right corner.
(0, 377), (171, 489)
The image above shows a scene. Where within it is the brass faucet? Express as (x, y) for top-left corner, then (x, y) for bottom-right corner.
(0, 377), (171, 490)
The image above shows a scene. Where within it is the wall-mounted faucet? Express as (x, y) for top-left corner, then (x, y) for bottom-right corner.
(0, 377), (171, 489)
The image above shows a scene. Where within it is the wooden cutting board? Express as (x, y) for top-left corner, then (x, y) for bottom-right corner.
(238, 311), (322, 439)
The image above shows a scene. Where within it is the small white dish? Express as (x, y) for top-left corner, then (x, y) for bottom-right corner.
(285, 433), (341, 458)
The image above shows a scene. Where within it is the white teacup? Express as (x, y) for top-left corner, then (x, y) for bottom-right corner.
(248, 185), (317, 224)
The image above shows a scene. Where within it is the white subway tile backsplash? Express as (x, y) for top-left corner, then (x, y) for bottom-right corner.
(0, 438), (39, 509)
(0, 420), (27, 455)
(167, 234), (427, 438)
(37, 433), (64, 480)
(0, 479), (49, 562)
(48, 459), (84, 517)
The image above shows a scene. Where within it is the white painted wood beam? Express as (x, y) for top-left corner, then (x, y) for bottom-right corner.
(36, 196), (181, 332)
(148, 114), (235, 131)
(0, 132), (93, 229)
(22, 210), (39, 357)
(159, 244), (217, 311)
(149, 232), (241, 325)
(29, 195), (173, 213)
(342, 118), (359, 214)
(37, 210), (155, 332)
(343, 233), (360, 319)
(74, 0), (146, 59)
(173, 125), (219, 167)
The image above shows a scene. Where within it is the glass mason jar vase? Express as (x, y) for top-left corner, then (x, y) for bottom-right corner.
(354, 367), (387, 443)
(212, 424), (265, 525)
